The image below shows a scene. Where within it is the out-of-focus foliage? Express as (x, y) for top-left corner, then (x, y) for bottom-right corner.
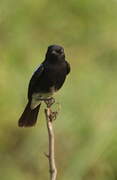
(0, 0), (117, 179)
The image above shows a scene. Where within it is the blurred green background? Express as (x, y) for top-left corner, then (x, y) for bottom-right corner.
(0, 0), (117, 179)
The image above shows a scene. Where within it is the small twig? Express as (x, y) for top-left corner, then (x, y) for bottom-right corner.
(45, 107), (57, 180)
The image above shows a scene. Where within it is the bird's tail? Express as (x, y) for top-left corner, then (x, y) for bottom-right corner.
(18, 101), (41, 127)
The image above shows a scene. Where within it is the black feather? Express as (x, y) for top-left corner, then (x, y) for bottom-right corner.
(18, 45), (70, 128)
(18, 102), (41, 127)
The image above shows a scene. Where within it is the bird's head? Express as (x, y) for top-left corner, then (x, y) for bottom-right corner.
(46, 45), (65, 62)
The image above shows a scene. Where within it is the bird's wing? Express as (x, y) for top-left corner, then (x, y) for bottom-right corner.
(65, 61), (71, 75)
(28, 64), (44, 99)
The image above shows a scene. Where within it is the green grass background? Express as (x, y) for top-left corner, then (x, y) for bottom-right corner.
(0, 0), (117, 179)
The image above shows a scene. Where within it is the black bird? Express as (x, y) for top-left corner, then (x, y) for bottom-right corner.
(18, 45), (70, 127)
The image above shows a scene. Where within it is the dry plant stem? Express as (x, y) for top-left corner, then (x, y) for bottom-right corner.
(45, 107), (57, 180)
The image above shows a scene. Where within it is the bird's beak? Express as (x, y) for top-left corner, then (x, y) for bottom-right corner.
(51, 50), (56, 55)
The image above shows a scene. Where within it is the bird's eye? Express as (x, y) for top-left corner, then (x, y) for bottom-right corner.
(56, 49), (63, 54)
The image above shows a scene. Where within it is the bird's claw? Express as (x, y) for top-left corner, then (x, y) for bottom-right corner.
(44, 97), (55, 108)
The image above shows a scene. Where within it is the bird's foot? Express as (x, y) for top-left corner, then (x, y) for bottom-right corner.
(44, 97), (55, 108)
(44, 98), (61, 121)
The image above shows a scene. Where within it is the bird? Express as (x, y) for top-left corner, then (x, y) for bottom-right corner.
(18, 45), (70, 127)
